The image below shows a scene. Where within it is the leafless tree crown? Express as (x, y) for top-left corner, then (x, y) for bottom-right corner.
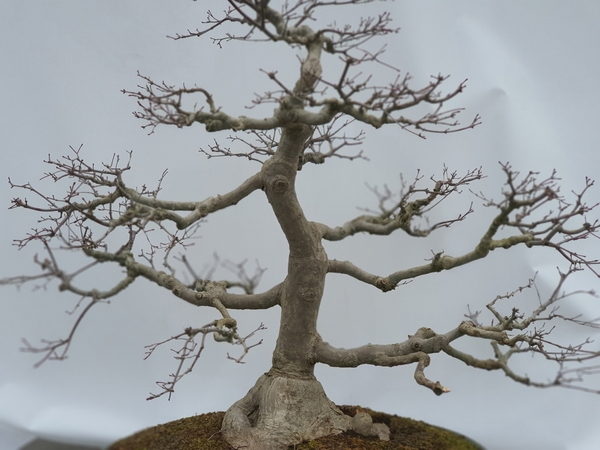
(3, 0), (600, 414)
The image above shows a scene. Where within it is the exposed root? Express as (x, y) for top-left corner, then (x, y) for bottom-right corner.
(222, 372), (389, 449)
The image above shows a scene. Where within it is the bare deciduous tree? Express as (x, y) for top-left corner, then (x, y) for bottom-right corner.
(3, 2), (600, 449)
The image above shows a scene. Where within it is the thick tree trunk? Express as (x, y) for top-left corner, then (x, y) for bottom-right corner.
(222, 373), (389, 450)
(259, 125), (326, 380)
(221, 125), (390, 449)
(222, 374), (346, 449)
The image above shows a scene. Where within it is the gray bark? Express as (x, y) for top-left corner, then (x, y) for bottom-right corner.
(7, 3), (596, 448)
(221, 125), (390, 448)
(222, 373), (389, 450)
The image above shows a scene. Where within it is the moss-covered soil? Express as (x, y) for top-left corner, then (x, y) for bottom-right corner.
(109, 405), (483, 450)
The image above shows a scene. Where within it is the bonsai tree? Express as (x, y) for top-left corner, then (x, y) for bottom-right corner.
(3, 1), (600, 449)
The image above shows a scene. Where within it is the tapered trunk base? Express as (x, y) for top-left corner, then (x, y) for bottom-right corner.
(222, 373), (389, 450)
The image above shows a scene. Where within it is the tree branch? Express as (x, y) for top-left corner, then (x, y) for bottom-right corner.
(145, 322), (266, 400)
(442, 268), (600, 391)
(118, 171), (263, 230)
(317, 166), (482, 241)
(126, 2), (480, 138)
(318, 268), (600, 395)
(315, 327), (451, 395)
(327, 165), (600, 292)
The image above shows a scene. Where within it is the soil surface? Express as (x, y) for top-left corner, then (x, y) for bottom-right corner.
(109, 405), (484, 450)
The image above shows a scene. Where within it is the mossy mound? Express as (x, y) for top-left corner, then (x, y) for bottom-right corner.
(109, 405), (483, 450)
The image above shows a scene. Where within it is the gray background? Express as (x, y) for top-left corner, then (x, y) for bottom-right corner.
(1, 1), (600, 449)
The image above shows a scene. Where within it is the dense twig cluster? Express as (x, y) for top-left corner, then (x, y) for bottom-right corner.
(474, 163), (600, 274)
(124, 1), (480, 138)
(174, 1), (397, 51)
(443, 266), (600, 394)
(3, 146), (267, 383)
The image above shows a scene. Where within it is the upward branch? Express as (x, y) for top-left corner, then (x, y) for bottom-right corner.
(318, 166), (483, 241)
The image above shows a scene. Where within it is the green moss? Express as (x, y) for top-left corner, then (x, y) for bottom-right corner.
(109, 406), (484, 450)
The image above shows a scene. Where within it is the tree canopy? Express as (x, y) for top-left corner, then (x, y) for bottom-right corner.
(3, 2), (600, 449)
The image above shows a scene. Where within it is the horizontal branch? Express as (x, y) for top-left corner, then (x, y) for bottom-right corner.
(315, 327), (451, 395)
(126, 69), (479, 136)
(318, 269), (600, 394)
(327, 165), (600, 291)
(326, 267), (600, 395)
(327, 232), (534, 292)
(80, 247), (282, 311)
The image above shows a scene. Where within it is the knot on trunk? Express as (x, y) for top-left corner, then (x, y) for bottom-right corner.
(271, 174), (290, 193)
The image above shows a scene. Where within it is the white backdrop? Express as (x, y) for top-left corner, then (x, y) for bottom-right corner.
(1, 2), (600, 449)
